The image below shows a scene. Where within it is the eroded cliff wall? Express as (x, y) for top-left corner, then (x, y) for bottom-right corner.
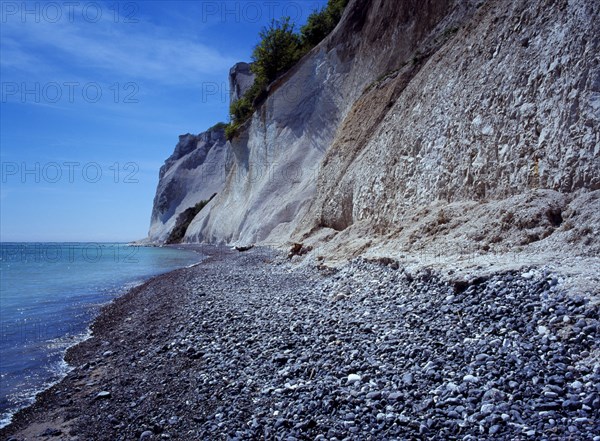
(184, 0), (479, 244)
(149, 0), (599, 259)
(148, 128), (231, 243)
(294, 0), (600, 259)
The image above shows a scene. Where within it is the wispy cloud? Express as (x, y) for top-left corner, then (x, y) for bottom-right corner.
(0, 3), (237, 85)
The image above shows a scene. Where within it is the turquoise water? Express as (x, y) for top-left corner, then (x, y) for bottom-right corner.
(0, 243), (202, 427)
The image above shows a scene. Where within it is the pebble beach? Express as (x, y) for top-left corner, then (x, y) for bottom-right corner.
(2, 246), (599, 440)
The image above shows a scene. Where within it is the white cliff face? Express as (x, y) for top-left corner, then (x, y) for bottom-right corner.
(145, 63), (254, 244)
(184, 0), (462, 245)
(149, 0), (599, 261)
(297, 0), (600, 258)
(147, 129), (231, 243)
(184, 48), (341, 244)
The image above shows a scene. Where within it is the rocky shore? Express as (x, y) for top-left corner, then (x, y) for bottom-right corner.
(2, 246), (599, 440)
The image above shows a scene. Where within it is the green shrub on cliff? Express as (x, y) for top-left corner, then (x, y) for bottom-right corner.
(226, 16), (303, 141)
(229, 95), (253, 124)
(300, 10), (330, 48)
(224, 0), (348, 140)
(226, 80), (266, 140)
(251, 17), (303, 85)
(224, 121), (241, 141)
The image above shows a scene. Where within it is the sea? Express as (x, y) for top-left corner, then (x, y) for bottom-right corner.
(0, 242), (202, 428)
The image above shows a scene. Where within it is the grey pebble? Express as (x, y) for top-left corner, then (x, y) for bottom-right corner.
(20, 249), (598, 441)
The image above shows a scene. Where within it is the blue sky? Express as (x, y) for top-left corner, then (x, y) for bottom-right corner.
(0, 0), (326, 242)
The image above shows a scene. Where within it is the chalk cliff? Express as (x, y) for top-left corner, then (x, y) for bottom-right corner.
(147, 129), (230, 243)
(184, 0), (475, 245)
(148, 0), (599, 262)
(294, 0), (600, 261)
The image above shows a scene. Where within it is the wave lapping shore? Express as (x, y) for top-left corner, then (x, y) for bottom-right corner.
(2, 247), (599, 440)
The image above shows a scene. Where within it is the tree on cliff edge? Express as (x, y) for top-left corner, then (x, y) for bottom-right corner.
(226, 18), (303, 140)
(251, 17), (302, 85)
(225, 1), (349, 140)
(301, 0), (349, 48)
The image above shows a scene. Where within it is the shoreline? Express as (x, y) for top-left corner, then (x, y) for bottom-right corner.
(1, 244), (241, 440)
(0, 244), (213, 434)
(1, 247), (598, 440)
(1, 263), (205, 440)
